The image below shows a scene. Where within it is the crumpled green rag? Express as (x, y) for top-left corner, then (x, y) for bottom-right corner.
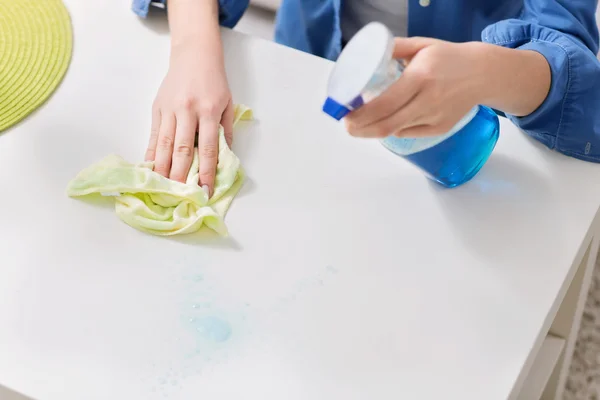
(66, 105), (252, 236)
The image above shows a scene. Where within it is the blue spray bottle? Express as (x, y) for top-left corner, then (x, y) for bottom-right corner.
(322, 22), (500, 188)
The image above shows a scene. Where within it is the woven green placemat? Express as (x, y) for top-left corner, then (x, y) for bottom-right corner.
(0, 0), (73, 132)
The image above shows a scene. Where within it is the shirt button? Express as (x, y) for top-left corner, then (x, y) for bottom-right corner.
(419, 0), (430, 7)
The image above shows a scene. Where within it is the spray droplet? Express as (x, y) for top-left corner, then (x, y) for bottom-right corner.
(189, 316), (232, 343)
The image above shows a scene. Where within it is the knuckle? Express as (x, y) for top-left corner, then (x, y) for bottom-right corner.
(158, 135), (174, 150)
(174, 144), (193, 158)
(179, 96), (196, 111)
(145, 148), (156, 160)
(413, 67), (435, 85)
(199, 170), (214, 180)
(154, 163), (169, 174)
(199, 171), (215, 185)
(197, 102), (220, 118)
(374, 124), (390, 138)
(201, 143), (218, 160)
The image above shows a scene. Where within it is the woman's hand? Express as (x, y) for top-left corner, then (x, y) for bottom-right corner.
(345, 37), (550, 138)
(145, 0), (232, 197)
(147, 50), (233, 194)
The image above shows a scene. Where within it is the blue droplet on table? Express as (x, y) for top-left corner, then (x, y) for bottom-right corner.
(189, 316), (232, 343)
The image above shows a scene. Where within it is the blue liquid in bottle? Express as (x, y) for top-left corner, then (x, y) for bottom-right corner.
(382, 106), (500, 188)
(322, 22), (499, 188)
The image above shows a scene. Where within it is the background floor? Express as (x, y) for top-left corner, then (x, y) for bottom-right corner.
(233, 5), (600, 400)
(566, 268), (600, 399)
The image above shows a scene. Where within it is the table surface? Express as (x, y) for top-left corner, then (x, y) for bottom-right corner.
(2, 2), (600, 400)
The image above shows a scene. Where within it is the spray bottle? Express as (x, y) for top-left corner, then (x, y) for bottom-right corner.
(322, 22), (499, 188)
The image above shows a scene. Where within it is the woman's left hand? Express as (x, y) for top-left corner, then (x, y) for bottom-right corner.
(344, 38), (491, 138)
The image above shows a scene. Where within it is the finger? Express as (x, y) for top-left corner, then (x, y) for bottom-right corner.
(345, 76), (422, 134)
(382, 92), (429, 135)
(154, 113), (176, 178)
(221, 99), (235, 148)
(348, 89), (432, 139)
(393, 37), (437, 60)
(350, 103), (426, 139)
(391, 91), (464, 138)
(145, 107), (161, 161)
(394, 124), (447, 138)
(197, 117), (220, 197)
(169, 112), (197, 183)
(344, 118), (388, 138)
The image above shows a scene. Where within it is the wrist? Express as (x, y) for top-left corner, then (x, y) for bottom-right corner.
(460, 42), (497, 107)
(168, 0), (222, 56)
(170, 34), (223, 60)
(169, 41), (225, 74)
(477, 43), (551, 117)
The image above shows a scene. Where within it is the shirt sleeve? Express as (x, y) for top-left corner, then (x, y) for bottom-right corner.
(131, 0), (249, 29)
(482, 0), (600, 162)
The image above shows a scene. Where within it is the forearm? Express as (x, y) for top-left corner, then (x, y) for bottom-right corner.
(477, 43), (552, 117)
(167, 0), (224, 66)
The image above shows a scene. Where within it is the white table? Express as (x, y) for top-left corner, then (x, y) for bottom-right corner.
(1, 2), (600, 399)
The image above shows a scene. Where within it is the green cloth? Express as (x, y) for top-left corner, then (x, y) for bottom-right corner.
(67, 105), (252, 236)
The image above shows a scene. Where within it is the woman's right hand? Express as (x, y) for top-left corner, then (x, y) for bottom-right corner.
(145, 0), (232, 197)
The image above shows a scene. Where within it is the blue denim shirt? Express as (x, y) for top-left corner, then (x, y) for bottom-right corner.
(132, 0), (600, 162)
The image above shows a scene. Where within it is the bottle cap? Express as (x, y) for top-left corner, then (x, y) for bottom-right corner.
(322, 97), (351, 120)
(324, 22), (394, 110)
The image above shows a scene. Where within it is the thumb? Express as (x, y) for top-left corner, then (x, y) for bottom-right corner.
(393, 37), (438, 60)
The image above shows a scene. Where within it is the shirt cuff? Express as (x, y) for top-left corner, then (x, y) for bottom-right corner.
(482, 22), (572, 149)
(218, 0), (249, 28)
(132, 0), (167, 18)
(508, 40), (570, 139)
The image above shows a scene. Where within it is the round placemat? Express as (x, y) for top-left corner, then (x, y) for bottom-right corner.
(0, 0), (73, 132)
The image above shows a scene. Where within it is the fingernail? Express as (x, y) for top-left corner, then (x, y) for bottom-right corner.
(202, 185), (210, 197)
